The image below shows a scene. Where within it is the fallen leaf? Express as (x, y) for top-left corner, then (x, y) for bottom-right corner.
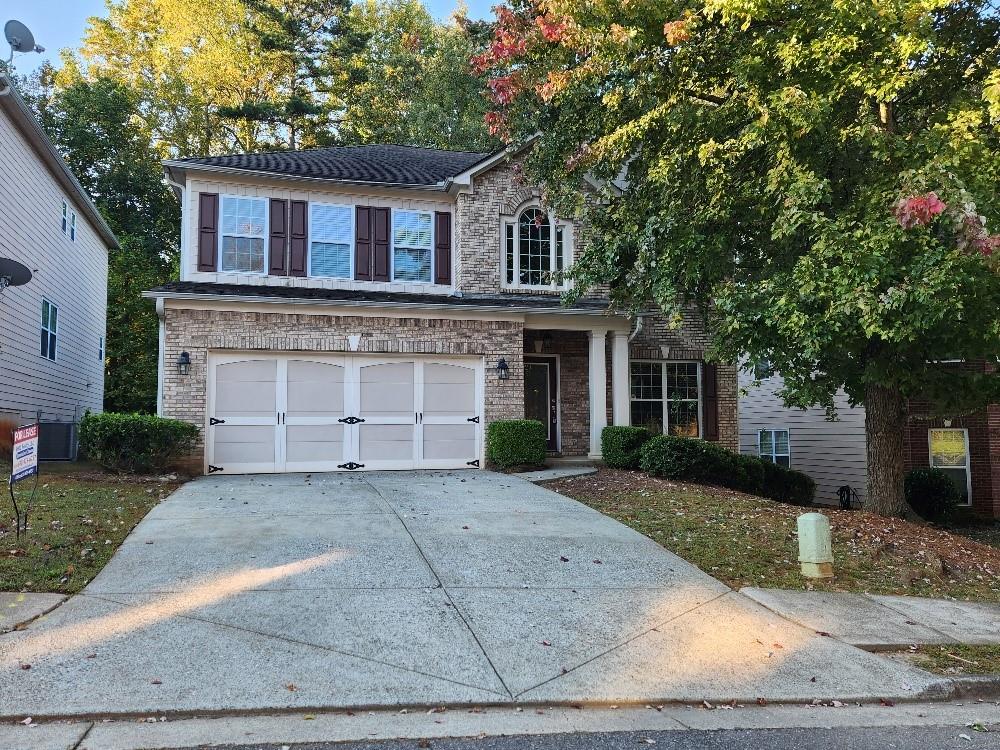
(151, 679), (162, 685)
(19, 664), (30, 670)
(284, 683), (298, 692)
(880, 698), (895, 707)
(541, 640), (552, 647)
(559, 556), (569, 562)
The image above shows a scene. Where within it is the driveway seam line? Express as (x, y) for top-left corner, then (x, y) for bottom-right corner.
(860, 596), (960, 644)
(81, 593), (511, 699)
(362, 476), (515, 701)
(70, 720), (95, 749)
(513, 590), (732, 699)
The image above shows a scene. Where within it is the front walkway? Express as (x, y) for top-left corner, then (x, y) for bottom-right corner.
(0, 472), (944, 719)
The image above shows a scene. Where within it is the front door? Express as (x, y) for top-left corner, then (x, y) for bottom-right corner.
(524, 357), (558, 451)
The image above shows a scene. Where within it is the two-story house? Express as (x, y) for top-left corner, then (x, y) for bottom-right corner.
(0, 76), (115, 458)
(149, 142), (739, 474)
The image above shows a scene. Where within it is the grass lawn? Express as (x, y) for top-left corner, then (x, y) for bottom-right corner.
(897, 644), (1000, 676)
(1, 463), (182, 593)
(552, 469), (1000, 602)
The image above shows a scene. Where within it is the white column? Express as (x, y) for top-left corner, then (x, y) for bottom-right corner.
(612, 331), (630, 427)
(588, 329), (608, 458)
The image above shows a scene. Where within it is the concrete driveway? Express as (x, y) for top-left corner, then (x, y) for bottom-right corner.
(1, 472), (941, 718)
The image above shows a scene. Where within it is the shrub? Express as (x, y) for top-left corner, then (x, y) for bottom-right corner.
(905, 468), (961, 522)
(79, 412), (199, 474)
(486, 419), (547, 469)
(601, 426), (652, 469)
(639, 435), (815, 505)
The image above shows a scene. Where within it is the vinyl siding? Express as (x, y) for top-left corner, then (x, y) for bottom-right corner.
(0, 107), (107, 423)
(738, 369), (868, 506)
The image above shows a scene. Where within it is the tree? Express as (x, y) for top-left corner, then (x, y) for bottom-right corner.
(475, 0), (1000, 516)
(36, 76), (179, 413)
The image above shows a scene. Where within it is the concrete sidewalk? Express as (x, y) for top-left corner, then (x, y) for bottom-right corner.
(741, 588), (1000, 649)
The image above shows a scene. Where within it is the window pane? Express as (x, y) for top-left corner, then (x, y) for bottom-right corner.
(394, 211), (433, 249)
(393, 247), (432, 282)
(49, 332), (57, 360)
(630, 362), (663, 400)
(555, 226), (564, 273)
(49, 305), (57, 329)
(310, 242), (351, 278)
(759, 430), (774, 455)
(929, 429), (968, 467)
(939, 468), (970, 503)
(506, 224), (515, 285)
(774, 430), (789, 454)
(41, 329), (49, 358)
(631, 401), (663, 433)
(41, 300), (49, 328)
(667, 401), (699, 437)
(665, 363), (699, 400)
(776, 455), (791, 467)
(519, 208), (551, 286)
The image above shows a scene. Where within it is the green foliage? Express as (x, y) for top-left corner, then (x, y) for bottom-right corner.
(486, 419), (547, 469)
(79, 412), (199, 474)
(904, 468), (961, 522)
(600, 426), (652, 469)
(478, 0), (1000, 515)
(640, 436), (814, 506)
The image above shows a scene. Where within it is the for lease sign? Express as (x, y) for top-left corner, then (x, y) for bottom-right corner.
(11, 424), (39, 483)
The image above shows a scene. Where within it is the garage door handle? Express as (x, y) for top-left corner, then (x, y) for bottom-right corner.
(338, 417), (365, 424)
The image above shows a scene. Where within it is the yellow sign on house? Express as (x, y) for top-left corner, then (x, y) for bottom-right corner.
(929, 429), (967, 467)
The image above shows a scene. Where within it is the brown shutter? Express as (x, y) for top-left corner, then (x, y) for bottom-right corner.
(197, 193), (219, 272)
(269, 199), (288, 275)
(373, 207), (391, 282)
(702, 362), (719, 441)
(434, 211), (452, 285)
(289, 200), (308, 277)
(355, 206), (372, 280)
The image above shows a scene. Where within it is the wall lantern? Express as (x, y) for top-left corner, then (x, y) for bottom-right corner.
(496, 357), (510, 381)
(177, 351), (191, 376)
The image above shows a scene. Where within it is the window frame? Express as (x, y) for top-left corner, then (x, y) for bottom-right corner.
(758, 428), (791, 467)
(927, 427), (973, 506)
(307, 201), (355, 279)
(70, 211), (77, 242)
(217, 194), (269, 275)
(98, 335), (105, 362)
(628, 359), (703, 438)
(501, 206), (573, 291)
(391, 208), (435, 284)
(40, 298), (58, 362)
(61, 200), (68, 234)
(753, 359), (775, 379)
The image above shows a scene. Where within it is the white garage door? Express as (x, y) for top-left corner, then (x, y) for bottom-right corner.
(207, 353), (483, 474)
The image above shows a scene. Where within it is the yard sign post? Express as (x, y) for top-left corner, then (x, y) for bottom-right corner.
(9, 422), (39, 539)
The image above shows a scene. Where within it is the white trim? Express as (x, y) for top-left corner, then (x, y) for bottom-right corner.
(70, 211), (77, 242)
(758, 427), (791, 466)
(524, 353), (561, 452)
(61, 199), (68, 234)
(927, 427), (973, 506)
(40, 298), (58, 362)
(218, 194), (269, 275)
(611, 331), (630, 426)
(588, 330), (608, 457)
(308, 201), (355, 280)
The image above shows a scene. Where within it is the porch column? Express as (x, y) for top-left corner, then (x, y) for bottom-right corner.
(588, 329), (608, 458)
(612, 331), (630, 426)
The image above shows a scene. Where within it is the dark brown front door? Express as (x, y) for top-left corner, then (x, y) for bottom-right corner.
(524, 357), (558, 451)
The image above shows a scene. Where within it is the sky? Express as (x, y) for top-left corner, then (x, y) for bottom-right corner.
(3, 0), (494, 75)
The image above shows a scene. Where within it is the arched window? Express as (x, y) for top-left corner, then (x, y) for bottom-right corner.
(503, 206), (569, 289)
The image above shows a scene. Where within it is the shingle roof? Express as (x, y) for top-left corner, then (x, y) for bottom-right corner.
(166, 144), (492, 187)
(147, 281), (611, 313)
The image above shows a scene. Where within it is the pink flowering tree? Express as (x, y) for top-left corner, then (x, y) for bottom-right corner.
(475, 0), (1000, 517)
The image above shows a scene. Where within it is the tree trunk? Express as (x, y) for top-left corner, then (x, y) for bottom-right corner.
(863, 383), (908, 517)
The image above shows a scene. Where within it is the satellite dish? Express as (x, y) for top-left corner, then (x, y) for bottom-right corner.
(0, 258), (32, 294)
(5, 20), (36, 54)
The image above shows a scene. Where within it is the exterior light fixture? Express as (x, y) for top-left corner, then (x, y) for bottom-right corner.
(496, 357), (510, 381)
(177, 351), (191, 376)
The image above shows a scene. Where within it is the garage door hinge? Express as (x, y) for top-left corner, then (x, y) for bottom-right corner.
(209, 417), (225, 425)
(208, 465), (224, 474)
(338, 417), (365, 424)
(338, 462), (365, 470)
(467, 459), (480, 468)
(467, 416), (480, 423)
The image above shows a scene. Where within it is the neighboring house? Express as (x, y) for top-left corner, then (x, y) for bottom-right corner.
(740, 360), (1000, 519)
(0, 76), (116, 458)
(148, 142), (739, 474)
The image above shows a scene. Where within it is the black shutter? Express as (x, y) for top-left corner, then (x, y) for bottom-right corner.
(197, 193), (219, 271)
(702, 362), (719, 441)
(269, 199), (288, 275)
(289, 200), (308, 277)
(355, 206), (372, 280)
(373, 207), (391, 282)
(434, 211), (452, 285)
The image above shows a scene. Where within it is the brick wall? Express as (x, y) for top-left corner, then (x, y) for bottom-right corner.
(162, 306), (524, 470)
(524, 330), (590, 455)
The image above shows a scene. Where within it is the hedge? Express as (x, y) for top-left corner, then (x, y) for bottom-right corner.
(904, 467), (961, 522)
(486, 419), (547, 470)
(601, 426), (652, 469)
(79, 412), (199, 474)
(639, 435), (815, 506)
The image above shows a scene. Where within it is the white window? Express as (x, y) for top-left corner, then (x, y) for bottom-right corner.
(753, 359), (775, 379)
(70, 212), (77, 242)
(98, 335), (105, 362)
(928, 428), (972, 505)
(392, 210), (433, 282)
(61, 200), (68, 233)
(41, 299), (58, 361)
(220, 196), (267, 273)
(759, 429), (790, 467)
(503, 207), (571, 289)
(309, 203), (353, 278)
(629, 361), (701, 437)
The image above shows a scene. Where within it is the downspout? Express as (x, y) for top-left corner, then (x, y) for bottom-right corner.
(628, 313), (644, 342)
(155, 297), (165, 416)
(164, 171), (187, 282)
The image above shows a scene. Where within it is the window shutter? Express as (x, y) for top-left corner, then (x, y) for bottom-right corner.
(269, 199), (288, 275)
(373, 207), (391, 282)
(434, 212), (452, 285)
(197, 193), (219, 272)
(355, 206), (372, 280)
(702, 362), (720, 441)
(289, 200), (308, 277)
